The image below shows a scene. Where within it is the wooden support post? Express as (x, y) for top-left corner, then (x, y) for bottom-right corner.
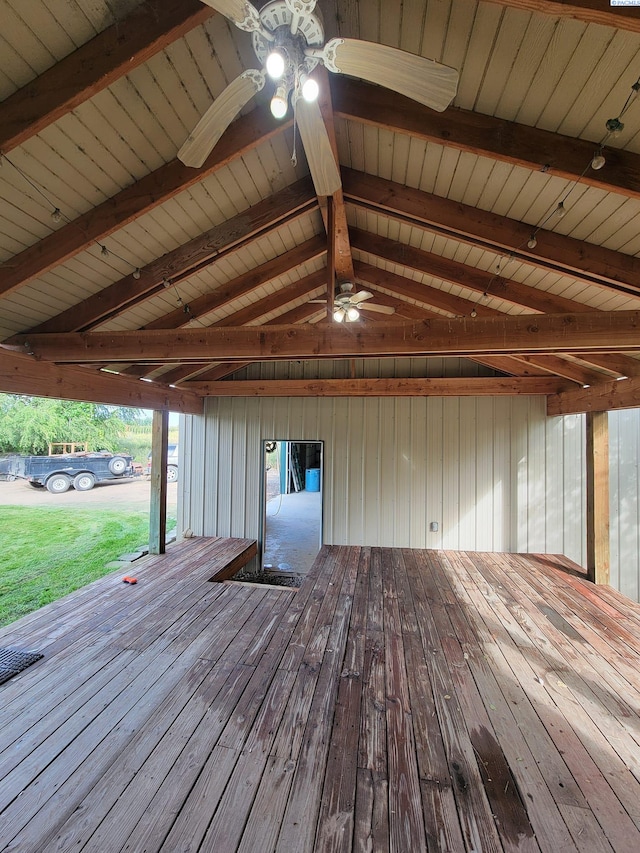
(327, 195), (335, 320)
(149, 409), (168, 555)
(586, 410), (610, 584)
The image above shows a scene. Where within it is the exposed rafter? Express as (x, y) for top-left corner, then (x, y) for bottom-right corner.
(487, 0), (640, 34)
(548, 375), (640, 415)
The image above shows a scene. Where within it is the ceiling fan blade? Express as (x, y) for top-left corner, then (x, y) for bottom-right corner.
(199, 0), (268, 36)
(178, 70), (265, 168)
(351, 289), (373, 304)
(309, 299), (328, 303)
(295, 96), (342, 197)
(358, 303), (396, 315)
(317, 38), (458, 112)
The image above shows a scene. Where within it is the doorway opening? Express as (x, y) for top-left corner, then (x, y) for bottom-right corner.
(262, 440), (323, 578)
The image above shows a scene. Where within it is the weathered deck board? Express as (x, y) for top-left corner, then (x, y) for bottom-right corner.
(1, 540), (640, 852)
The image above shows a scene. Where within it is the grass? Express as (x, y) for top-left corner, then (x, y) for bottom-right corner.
(0, 506), (176, 627)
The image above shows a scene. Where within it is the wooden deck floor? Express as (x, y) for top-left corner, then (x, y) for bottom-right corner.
(1, 540), (640, 852)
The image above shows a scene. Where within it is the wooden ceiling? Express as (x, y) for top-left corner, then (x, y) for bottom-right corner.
(1, 0), (640, 416)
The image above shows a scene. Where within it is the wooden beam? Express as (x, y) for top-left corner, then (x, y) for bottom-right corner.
(547, 375), (640, 414)
(149, 409), (169, 556)
(0, 0), (214, 154)
(142, 236), (325, 330)
(316, 67), (354, 282)
(0, 106), (289, 298)
(343, 170), (640, 297)
(0, 349), (203, 413)
(186, 377), (570, 397)
(585, 410), (610, 585)
(487, 0), (640, 34)
(28, 179), (316, 334)
(10, 310), (640, 362)
(326, 196), (336, 320)
(333, 78), (640, 202)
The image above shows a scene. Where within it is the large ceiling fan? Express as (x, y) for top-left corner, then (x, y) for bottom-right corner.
(179, 0), (459, 197)
(311, 282), (396, 323)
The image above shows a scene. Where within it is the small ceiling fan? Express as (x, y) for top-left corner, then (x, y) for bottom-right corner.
(310, 282), (396, 323)
(179, 0), (459, 197)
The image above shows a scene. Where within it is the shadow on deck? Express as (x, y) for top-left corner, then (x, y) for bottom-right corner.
(1, 538), (639, 852)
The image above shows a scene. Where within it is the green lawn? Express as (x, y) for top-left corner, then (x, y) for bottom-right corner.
(0, 506), (175, 627)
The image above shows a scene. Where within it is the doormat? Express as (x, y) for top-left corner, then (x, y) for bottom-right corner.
(0, 647), (44, 685)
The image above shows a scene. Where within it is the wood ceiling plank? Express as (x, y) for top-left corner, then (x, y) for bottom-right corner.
(0, 107), (289, 298)
(342, 169), (640, 296)
(333, 77), (640, 201)
(186, 377), (570, 397)
(24, 178), (315, 334)
(548, 376), (640, 414)
(10, 310), (640, 362)
(0, 0), (215, 153)
(0, 349), (202, 413)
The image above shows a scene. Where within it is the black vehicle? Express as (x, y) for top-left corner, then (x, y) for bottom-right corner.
(7, 451), (135, 494)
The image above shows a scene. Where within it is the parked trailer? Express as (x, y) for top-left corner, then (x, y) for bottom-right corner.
(7, 452), (135, 494)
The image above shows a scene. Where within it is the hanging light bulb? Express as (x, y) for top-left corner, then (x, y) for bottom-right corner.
(270, 85), (288, 119)
(333, 307), (346, 322)
(301, 74), (319, 103)
(133, 267), (141, 280)
(470, 308), (477, 318)
(100, 245), (109, 257)
(51, 207), (62, 223)
(527, 234), (537, 249)
(555, 201), (567, 218)
(591, 148), (606, 170)
(346, 306), (360, 322)
(266, 50), (285, 80)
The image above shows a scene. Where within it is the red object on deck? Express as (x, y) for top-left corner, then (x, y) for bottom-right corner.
(122, 576), (137, 584)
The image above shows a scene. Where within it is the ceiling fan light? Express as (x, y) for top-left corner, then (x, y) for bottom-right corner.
(266, 50), (285, 80)
(334, 307), (346, 322)
(270, 86), (289, 119)
(346, 306), (360, 322)
(301, 75), (319, 102)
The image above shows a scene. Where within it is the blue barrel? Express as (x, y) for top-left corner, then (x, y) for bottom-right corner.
(305, 468), (320, 492)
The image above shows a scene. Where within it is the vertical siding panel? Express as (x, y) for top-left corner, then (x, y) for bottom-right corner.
(562, 413), (585, 567)
(458, 397), (477, 547)
(441, 397), (460, 548)
(511, 398), (529, 552)
(426, 397), (444, 549)
(363, 398), (381, 545)
(475, 397), (494, 551)
(526, 397), (547, 551)
(379, 397), (397, 544)
(611, 409), (640, 600)
(492, 398), (511, 550)
(544, 412), (564, 555)
(610, 413), (622, 592)
(409, 398), (427, 548)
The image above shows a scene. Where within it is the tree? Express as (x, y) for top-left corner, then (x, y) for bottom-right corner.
(0, 395), (138, 455)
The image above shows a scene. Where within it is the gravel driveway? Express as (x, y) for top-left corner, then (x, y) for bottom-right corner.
(0, 476), (178, 513)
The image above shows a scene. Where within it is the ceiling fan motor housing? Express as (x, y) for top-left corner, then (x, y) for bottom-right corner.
(252, 0), (324, 83)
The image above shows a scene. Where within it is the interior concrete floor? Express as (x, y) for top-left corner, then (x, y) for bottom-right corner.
(263, 489), (322, 574)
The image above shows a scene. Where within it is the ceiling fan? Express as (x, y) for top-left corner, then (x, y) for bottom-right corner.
(310, 282), (396, 323)
(179, 0), (459, 198)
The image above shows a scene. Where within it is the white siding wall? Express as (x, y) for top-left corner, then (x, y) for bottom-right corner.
(179, 393), (588, 565)
(610, 409), (640, 601)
